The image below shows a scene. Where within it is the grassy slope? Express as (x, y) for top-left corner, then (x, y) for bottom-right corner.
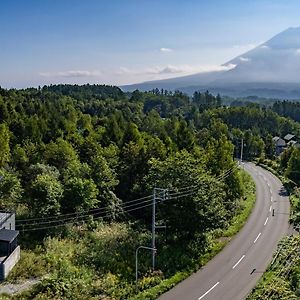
(246, 160), (300, 299)
(247, 235), (300, 299)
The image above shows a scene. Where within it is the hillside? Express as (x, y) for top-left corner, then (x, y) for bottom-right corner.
(1, 85), (299, 299)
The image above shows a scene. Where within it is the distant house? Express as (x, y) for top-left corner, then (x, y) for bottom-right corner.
(284, 134), (296, 143)
(287, 140), (297, 146)
(272, 136), (286, 155)
(0, 212), (20, 280)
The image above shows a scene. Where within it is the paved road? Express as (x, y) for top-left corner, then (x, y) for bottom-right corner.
(158, 162), (291, 300)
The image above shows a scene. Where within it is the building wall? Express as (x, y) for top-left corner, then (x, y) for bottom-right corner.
(0, 246), (20, 280)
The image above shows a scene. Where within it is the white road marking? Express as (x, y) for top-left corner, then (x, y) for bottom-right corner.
(264, 217), (269, 226)
(198, 282), (220, 300)
(232, 255), (245, 269)
(269, 205), (272, 212)
(271, 196), (273, 202)
(254, 232), (261, 243)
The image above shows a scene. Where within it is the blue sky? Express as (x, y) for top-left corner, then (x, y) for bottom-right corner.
(1, 0), (300, 88)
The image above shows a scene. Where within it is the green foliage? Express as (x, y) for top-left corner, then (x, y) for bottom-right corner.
(0, 85), (295, 218)
(0, 85), (289, 299)
(44, 138), (78, 171)
(247, 236), (300, 300)
(0, 168), (23, 209)
(192, 91), (222, 111)
(6, 168), (255, 300)
(286, 148), (300, 184)
(0, 123), (10, 166)
(8, 248), (47, 280)
(62, 177), (99, 212)
(280, 146), (294, 170)
(144, 151), (229, 240)
(273, 100), (300, 123)
(27, 173), (63, 217)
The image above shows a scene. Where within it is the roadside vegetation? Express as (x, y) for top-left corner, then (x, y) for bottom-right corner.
(247, 235), (300, 299)
(0, 85), (298, 298)
(246, 148), (300, 298)
(0, 170), (255, 300)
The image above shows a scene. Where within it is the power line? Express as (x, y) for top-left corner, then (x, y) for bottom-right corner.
(17, 197), (155, 228)
(17, 194), (153, 223)
(19, 182), (232, 232)
(17, 163), (241, 231)
(18, 201), (157, 232)
(167, 164), (239, 194)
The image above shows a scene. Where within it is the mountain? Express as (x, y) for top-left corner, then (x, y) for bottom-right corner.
(122, 27), (300, 99)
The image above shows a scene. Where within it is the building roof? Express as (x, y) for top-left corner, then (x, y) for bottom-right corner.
(0, 212), (13, 228)
(0, 229), (19, 243)
(0, 212), (11, 221)
(284, 134), (295, 141)
(273, 137), (286, 147)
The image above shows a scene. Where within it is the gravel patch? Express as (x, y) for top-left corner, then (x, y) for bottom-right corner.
(0, 278), (41, 295)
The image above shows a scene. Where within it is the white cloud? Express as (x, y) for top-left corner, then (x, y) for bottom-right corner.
(40, 70), (101, 78)
(146, 65), (185, 74)
(115, 67), (135, 75)
(153, 64), (236, 74)
(115, 64), (236, 77)
(233, 43), (257, 50)
(158, 66), (183, 74)
(38, 64), (237, 86)
(260, 45), (270, 49)
(239, 56), (251, 62)
(160, 47), (173, 53)
(296, 49), (300, 55)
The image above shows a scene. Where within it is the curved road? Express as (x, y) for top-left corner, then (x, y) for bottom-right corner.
(158, 162), (291, 300)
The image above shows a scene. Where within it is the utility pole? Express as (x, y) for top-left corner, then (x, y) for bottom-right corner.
(151, 188), (168, 271)
(240, 138), (244, 162)
(151, 189), (156, 270)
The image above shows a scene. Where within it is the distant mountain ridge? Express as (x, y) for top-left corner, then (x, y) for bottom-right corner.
(122, 27), (300, 99)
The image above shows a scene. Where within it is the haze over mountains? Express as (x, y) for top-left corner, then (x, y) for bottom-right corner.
(123, 27), (300, 99)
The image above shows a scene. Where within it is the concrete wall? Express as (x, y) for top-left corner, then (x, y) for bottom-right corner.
(0, 246), (20, 280)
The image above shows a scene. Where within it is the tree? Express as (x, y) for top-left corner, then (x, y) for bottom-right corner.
(265, 134), (275, 159)
(280, 146), (294, 171)
(11, 144), (29, 171)
(90, 154), (120, 217)
(0, 123), (10, 167)
(44, 138), (78, 171)
(286, 148), (300, 184)
(28, 173), (63, 217)
(205, 135), (234, 175)
(62, 178), (99, 213)
(0, 169), (23, 209)
(144, 151), (227, 240)
(174, 119), (195, 150)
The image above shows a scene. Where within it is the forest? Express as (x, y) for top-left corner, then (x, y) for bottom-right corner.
(0, 84), (300, 299)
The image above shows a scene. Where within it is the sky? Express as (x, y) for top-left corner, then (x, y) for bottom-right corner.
(1, 0), (300, 88)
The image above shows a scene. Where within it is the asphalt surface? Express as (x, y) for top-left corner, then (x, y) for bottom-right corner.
(158, 162), (291, 300)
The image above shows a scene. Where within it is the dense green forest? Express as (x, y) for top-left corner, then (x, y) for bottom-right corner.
(2, 85), (299, 219)
(1, 85), (300, 299)
(272, 100), (300, 123)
